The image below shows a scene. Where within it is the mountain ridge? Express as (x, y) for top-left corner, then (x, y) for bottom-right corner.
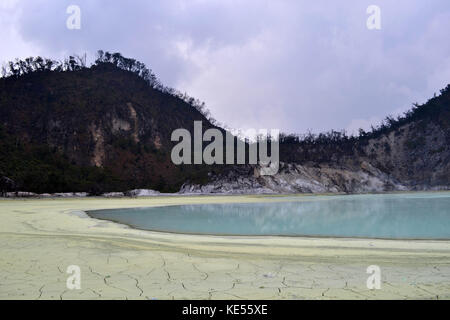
(183, 86), (450, 194)
(0, 52), (449, 194)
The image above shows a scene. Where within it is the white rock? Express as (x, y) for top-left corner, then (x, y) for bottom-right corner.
(39, 193), (53, 198)
(73, 192), (88, 197)
(127, 189), (160, 197)
(102, 192), (125, 198)
(6, 191), (37, 198)
(49, 192), (87, 198)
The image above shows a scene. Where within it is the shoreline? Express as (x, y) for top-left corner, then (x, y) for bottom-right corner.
(1, 193), (450, 299)
(2, 188), (450, 200)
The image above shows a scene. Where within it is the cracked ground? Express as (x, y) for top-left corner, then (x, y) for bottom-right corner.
(1, 195), (450, 299)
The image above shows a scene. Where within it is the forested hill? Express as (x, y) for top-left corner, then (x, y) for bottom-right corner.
(0, 52), (221, 193)
(0, 51), (449, 194)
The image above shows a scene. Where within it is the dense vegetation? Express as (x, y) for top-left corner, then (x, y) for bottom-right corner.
(1, 51), (218, 125)
(0, 52), (219, 194)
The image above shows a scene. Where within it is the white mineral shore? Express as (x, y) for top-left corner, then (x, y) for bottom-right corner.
(1, 194), (449, 300)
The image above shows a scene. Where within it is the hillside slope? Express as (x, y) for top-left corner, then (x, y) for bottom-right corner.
(182, 86), (450, 193)
(0, 55), (218, 193)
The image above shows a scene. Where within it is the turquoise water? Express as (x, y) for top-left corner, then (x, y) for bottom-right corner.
(88, 193), (450, 239)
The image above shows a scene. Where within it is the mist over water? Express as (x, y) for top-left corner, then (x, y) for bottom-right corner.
(89, 193), (450, 239)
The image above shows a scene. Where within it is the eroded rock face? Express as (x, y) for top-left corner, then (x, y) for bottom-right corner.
(361, 121), (450, 188)
(179, 162), (408, 194)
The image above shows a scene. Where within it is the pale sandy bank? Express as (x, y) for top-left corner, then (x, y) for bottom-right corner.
(1, 194), (449, 300)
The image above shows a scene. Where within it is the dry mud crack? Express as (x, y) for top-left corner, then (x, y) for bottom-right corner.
(1, 195), (449, 300)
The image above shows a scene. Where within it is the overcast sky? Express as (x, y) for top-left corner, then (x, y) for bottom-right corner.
(1, 0), (449, 134)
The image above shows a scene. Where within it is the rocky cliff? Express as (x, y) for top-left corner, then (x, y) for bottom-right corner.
(179, 161), (407, 194)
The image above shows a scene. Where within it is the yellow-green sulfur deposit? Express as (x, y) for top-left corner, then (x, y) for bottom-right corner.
(1, 194), (449, 300)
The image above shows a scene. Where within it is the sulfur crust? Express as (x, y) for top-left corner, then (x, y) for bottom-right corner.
(1, 193), (449, 300)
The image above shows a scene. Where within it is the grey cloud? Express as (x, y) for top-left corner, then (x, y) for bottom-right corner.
(2, 0), (449, 134)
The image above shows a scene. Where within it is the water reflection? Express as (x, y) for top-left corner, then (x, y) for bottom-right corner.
(89, 193), (450, 239)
